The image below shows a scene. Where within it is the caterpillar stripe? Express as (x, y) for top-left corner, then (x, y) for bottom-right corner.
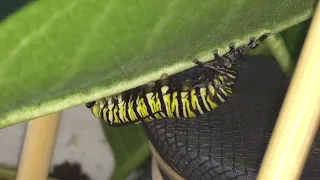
(86, 33), (269, 127)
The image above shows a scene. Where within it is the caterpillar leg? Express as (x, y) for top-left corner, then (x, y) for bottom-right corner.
(192, 59), (204, 66)
(158, 73), (170, 88)
(145, 80), (156, 93)
(248, 33), (270, 49)
(228, 43), (236, 51)
(181, 78), (193, 91)
(192, 59), (213, 82)
(192, 42), (235, 67)
(160, 73), (169, 80)
(255, 33), (270, 45)
(193, 58), (217, 70)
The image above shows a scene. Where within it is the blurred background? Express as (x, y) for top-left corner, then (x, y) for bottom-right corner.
(0, 105), (115, 180)
(0, 1), (319, 180)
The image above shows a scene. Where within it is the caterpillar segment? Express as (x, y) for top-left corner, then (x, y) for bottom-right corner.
(86, 48), (237, 127)
(86, 33), (270, 127)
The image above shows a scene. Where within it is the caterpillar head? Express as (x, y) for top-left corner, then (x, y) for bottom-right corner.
(86, 100), (104, 120)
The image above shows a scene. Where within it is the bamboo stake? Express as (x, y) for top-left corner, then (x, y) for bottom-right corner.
(257, 2), (320, 180)
(150, 142), (184, 180)
(151, 155), (164, 180)
(17, 112), (62, 180)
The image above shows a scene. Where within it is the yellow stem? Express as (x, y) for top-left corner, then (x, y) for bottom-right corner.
(257, 2), (320, 180)
(17, 113), (61, 180)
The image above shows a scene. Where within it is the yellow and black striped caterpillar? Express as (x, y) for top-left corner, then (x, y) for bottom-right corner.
(86, 33), (269, 126)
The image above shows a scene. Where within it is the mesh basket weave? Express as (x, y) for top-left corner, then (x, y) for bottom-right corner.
(142, 56), (320, 180)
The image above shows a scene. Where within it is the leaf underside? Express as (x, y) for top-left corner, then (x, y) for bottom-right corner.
(0, 0), (315, 128)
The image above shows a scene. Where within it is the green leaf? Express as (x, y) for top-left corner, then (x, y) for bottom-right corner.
(0, 0), (315, 128)
(258, 19), (312, 77)
(101, 122), (150, 180)
(280, 19), (311, 64)
(265, 33), (296, 76)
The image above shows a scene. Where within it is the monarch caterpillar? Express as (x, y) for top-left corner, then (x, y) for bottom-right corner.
(86, 33), (269, 127)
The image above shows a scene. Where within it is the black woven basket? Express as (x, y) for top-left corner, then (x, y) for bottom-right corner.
(142, 56), (320, 180)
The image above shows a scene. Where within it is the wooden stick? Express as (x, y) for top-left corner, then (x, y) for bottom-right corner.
(257, 2), (320, 180)
(151, 155), (164, 180)
(17, 112), (62, 180)
(150, 142), (184, 180)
